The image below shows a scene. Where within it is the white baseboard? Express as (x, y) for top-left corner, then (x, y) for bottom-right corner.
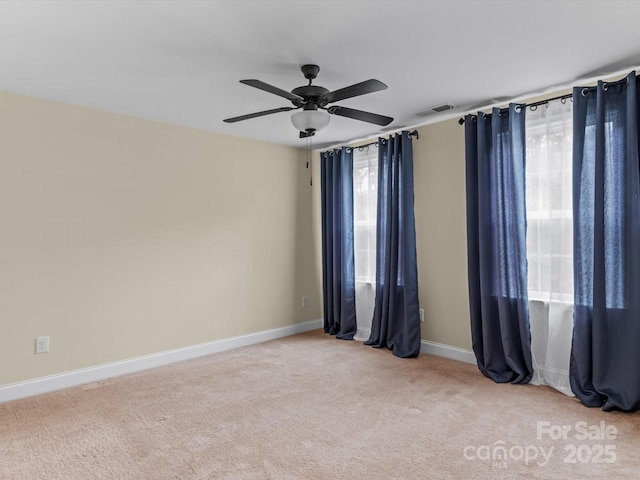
(0, 319), (322, 404)
(420, 339), (476, 365)
(356, 326), (476, 365)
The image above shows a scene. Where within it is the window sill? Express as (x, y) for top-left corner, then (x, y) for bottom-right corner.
(528, 298), (574, 307)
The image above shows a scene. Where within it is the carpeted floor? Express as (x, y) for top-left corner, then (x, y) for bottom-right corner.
(1, 329), (639, 479)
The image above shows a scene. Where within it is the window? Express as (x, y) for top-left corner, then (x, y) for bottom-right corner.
(525, 101), (574, 303)
(353, 146), (378, 284)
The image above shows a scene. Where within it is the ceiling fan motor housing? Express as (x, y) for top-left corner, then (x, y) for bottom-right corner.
(292, 65), (331, 108)
(291, 85), (330, 108)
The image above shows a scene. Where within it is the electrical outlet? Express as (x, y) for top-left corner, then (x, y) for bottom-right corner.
(302, 296), (309, 308)
(35, 336), (49, 354)
(419, 308), (425, 322)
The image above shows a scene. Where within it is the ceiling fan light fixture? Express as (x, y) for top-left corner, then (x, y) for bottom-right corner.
(291, 109), (330, 134)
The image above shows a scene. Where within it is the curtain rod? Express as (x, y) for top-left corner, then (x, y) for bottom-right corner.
(354, 130), (420, 149)
(457, 93), (572, 125)
(457, 73), (634, 125)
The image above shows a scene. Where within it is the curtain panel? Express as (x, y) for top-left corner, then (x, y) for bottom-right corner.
(464, 105), (533, 384)
(525, 100), (574, 397)
(353, 146), (378, 341)
(320, 147), (357, 339)
(571, 72), (640, 411)
(365, 131), (421, 358)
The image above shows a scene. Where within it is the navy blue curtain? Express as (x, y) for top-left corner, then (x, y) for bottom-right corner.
(464, 105), (533, 384)
(320, 147), (357, 339)
(571, 72), (640, 412)
(365, 132), (421, 358)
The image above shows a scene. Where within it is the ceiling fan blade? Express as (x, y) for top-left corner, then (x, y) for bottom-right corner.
(223, 107), (295, 123)
(240, 79), (303, 103)
(327, 106), (393, 126)
(324, 79), (388, 103)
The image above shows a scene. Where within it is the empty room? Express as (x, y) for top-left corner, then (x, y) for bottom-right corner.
(1, 1), (640, 478)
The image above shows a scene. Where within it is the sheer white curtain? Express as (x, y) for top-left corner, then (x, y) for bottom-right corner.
(353, 145), (378, 341)
(525, 100), (574, 396)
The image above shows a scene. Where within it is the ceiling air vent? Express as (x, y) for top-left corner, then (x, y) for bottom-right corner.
(432, 104), (455, 112)
(415, 104), (455, 117)
(415, 104), (456, 117)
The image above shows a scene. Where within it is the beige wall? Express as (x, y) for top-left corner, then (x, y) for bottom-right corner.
(312, 120), (472, 351)
(0, 92), (320, 386)
(413, 119), (471, 349)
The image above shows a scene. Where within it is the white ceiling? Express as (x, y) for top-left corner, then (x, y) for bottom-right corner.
(2, 0), (640, 150)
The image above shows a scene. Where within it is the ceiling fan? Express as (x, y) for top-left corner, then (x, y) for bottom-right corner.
(223, 64), (393, 138)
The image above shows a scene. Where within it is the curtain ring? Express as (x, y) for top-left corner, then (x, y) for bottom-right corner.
(561, 97), (567, 104)
(581, 88), (589, 97)
(530, 105), (537, 111)
(602, 83), (609, 91)
(514, 105), (521, 113)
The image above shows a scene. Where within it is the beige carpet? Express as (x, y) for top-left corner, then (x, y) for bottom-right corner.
(1, 329), (639, 479)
